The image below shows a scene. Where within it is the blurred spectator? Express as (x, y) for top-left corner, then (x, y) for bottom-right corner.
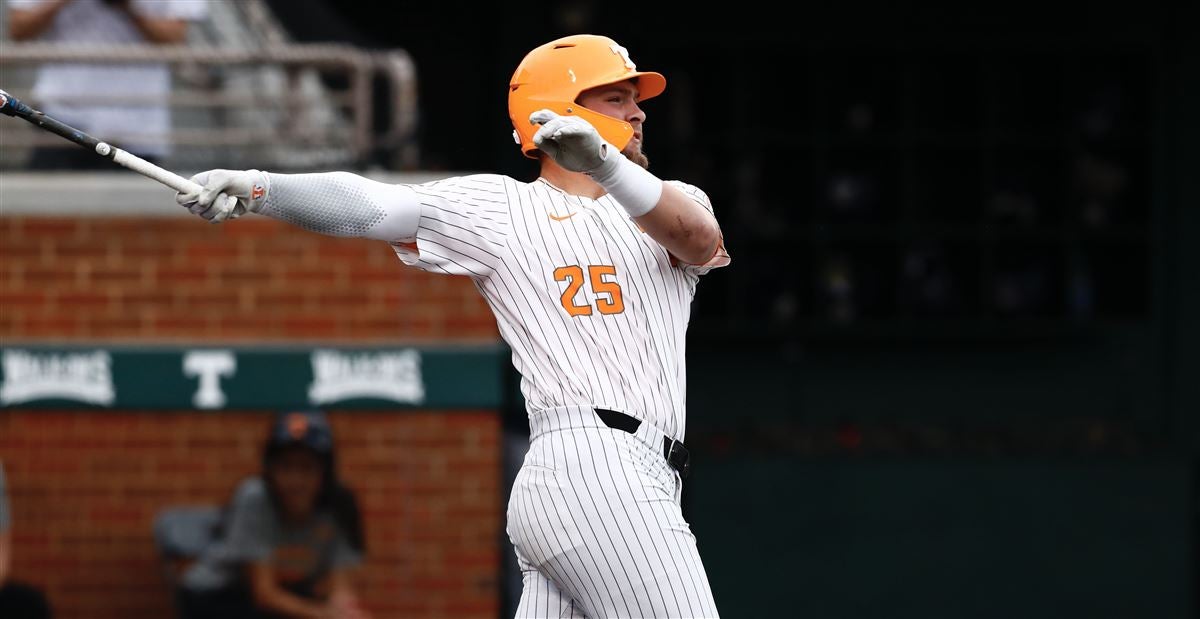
(985, 187), (1039, 226)
(899, 243), (957, 316)
(7, 0), (207, 169)
(1071, 151), (1130, 228)
(1066, 249), (1095, 319)
(993, 262), (1053, 317)
(0, 460), (53, 619)
(1076, 81), (1125, 143)
(818, 252), (857, 323)
(175, 410), (371, 619)
(845, 102), (875, 134)
(823, 170), (880, 221)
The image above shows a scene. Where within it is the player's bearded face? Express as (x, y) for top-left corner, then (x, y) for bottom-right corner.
(623, 139), (650, 170)
(578, 80), (650, 170)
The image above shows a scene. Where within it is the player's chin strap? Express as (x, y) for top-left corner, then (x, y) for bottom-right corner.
(586, 145), (663, 218)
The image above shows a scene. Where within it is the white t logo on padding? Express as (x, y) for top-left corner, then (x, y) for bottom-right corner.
(610, 43), (636, 70)
(183, 350), (236, 409)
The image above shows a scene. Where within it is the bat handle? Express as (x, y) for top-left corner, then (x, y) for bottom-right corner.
(108, 146), (204, 195)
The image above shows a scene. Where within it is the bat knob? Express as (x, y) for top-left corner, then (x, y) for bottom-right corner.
(0, 89), (28, 117)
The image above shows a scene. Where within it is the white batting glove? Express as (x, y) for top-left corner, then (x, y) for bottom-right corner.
(529, 109), (614, 174)
(175, 169), (269, 224)
(530, 109), (663, 218)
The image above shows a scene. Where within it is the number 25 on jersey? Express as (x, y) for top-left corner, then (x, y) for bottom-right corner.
(554, 265), (625, 316)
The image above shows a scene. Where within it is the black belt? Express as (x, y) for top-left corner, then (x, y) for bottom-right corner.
(594, 408), (691, 478)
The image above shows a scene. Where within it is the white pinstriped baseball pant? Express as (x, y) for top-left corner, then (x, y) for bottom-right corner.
(506, 405), (720, 618)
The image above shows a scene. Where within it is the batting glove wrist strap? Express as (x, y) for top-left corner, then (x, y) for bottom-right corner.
(245, 170), (270, 212)
(588, 152), (663, 218)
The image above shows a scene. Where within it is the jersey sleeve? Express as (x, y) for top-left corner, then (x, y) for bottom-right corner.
(390, 174), (511, 279)
(219, 478), (275, 563)
(332, 532), (363, 569)
(665, 180), (731, 277)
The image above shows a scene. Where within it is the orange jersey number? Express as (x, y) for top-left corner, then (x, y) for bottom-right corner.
(588, 265), (625, 314)
(553, 265), (625, 316)
(554, 265), (593, 316)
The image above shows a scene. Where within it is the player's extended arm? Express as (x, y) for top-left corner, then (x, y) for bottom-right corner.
(121, 8), (189, 44)
(7, 0), (71, 41)
(632, 183), (723, 266)
(327, 568), (373, 619)
(175, 170), (420, 242)
(531, 109), (721, 265)
(246, 562), (331, 619)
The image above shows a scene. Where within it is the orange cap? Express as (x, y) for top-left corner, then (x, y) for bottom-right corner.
(508, 34), (666, 159)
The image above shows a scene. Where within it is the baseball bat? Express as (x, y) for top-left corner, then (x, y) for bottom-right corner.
(0, 88), (203, 195)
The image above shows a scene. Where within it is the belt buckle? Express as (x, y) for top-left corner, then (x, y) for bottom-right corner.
(666, 439), (691, 479)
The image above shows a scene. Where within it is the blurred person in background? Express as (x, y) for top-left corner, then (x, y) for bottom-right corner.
(0, 460), (53, 619)
(175, 410), (371, 619)
(6, 0), (207, 169)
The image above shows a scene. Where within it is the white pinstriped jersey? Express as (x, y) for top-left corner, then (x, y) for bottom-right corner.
(391, 174), (729, 442)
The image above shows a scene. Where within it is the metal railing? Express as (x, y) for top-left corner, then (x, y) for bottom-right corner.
(0, 42), (419, 171)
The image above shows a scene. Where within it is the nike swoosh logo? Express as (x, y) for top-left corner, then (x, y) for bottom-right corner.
(548, 212), (578, 221)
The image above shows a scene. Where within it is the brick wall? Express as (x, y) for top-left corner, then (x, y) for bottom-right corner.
(0, 410), (501, 619)
(0, 217), (498, 340)
(0, 216), (506, 618)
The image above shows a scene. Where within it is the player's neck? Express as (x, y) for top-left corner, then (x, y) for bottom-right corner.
(539, 158), (607, 200)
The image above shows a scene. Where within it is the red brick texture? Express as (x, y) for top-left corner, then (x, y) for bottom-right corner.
(0, 217), (498, 341)
(0, 410), (502, 619)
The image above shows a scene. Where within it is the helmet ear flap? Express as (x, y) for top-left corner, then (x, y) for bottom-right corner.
(573, 106), (635, 152)
(512, 101), (636, 160)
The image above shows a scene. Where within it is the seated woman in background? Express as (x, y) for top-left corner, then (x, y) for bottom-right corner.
(177, 410), (371, 619)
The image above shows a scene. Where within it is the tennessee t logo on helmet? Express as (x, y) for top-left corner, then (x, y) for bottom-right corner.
(508, 34), (666, 159)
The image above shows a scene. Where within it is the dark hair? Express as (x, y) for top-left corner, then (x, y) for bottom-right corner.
(260, 410), (366, 554)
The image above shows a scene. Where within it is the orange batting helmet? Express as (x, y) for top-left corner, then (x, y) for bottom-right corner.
(508, 34), (666, 159)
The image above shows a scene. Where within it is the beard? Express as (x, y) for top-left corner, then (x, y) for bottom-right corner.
(622, 143), (650, 170)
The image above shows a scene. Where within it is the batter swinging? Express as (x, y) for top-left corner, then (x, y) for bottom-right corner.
(176, 34), (730, 618)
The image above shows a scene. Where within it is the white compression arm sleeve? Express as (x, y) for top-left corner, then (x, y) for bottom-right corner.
(258, 172), (420, 242)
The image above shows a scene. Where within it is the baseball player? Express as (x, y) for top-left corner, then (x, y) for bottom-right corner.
(177, 34), (729, 618)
